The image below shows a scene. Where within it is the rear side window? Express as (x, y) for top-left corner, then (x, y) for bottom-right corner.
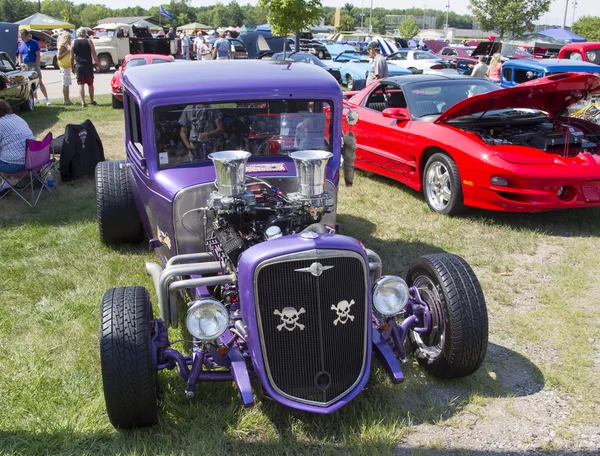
(502, 67), (513, 81)
(126, 94), (143, 154)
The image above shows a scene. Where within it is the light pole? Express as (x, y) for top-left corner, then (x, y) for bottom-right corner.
(369, 0), (373, 34)
(445, 0), (450, 30)
(563, 0), (569, 28)
(361, 0), (364, 30)
(571, 0), (578, 25)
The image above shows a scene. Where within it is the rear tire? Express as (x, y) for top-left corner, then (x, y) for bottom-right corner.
(423, 152), (464, 215)
(96, 160), (143, 246)
(101, 286), (158, 429)
(97, 53), (112, 73)
(407, 253), (488, 378)
(112, 94), (123, 109)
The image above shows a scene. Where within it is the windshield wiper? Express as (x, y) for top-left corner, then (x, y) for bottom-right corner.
(420, 112), (440, 117)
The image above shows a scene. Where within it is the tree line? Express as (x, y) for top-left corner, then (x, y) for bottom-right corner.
(4, 0), (596, 41)
(0, 0), (475, 33)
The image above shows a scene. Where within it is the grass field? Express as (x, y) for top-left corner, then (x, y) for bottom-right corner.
(0, 98), (599, 455)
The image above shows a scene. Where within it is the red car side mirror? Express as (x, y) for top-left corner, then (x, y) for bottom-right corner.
(382, 108), (408, 120)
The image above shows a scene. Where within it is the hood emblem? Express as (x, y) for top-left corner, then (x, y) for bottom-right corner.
(331, 299), (355, 326)
(274, 307), (306, 331)
(295, 262), (333, 277)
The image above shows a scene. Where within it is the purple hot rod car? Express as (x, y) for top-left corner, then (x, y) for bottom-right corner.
(95, 60), (488, 429)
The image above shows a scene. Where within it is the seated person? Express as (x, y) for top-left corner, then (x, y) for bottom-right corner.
(179, 104), (225, 161)
(0, 100), (35, 196)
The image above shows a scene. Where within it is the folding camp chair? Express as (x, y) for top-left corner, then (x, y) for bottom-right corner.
(0, 132), (57, 207)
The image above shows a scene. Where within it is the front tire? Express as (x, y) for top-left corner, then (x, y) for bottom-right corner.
(346, 75), (355, 91)
(112, 94), (123, 109)
(96, 160), (143, 246)
(97, 53), (112, 73)
(101, 286), (158, 429)
(20, 87), (35, 112)
(52, 56), (58, 69)
(423, 152), (464, 215)
(407, 253), (488, 378)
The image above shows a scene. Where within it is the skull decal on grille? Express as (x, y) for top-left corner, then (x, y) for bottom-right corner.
(331, 299), (355, 325)
(274, 307), (306, 331)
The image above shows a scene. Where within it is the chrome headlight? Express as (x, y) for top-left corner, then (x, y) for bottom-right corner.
(372, 276), (410, 317)
(186, 299), (229, 341)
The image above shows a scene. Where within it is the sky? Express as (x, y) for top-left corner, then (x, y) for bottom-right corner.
(79, 0), (598, 28)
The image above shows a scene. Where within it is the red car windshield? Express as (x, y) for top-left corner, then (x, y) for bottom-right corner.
(405, 80), (500, 119)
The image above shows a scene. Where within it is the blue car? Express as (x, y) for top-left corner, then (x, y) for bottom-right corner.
(271, 51), (342, 83)
(325, 51), (411, 90)
(500, 59), (600, 88)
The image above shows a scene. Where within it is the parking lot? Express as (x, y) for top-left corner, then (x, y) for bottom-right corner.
(40, 67), (114, 102)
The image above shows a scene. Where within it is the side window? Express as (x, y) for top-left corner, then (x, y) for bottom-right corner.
(127, 94), (143, 154)
(502, 67), (513, 81)
(568, 52), (583, 61)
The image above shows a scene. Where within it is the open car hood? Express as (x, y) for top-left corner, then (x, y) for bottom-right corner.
(435, 73), (600, 124)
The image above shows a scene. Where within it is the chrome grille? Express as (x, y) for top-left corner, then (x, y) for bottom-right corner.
(254, 250), (368, 406)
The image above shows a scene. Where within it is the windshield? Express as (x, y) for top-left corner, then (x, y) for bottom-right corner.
(291, 54), (325, 67)
(405, 80), (500, 119)
(586, 49), (600, 64)
(154, 100), (332, 169)
(127, 59), (147, 69)
(414, 51), (437, 59)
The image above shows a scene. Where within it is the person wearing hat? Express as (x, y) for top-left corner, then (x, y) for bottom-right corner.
(366, 41), (388, 86)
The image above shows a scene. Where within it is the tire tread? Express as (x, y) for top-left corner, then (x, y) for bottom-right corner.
(100, 286), (158, 429)
(96, 160), (143, 245)
(409, 253), (488, 378)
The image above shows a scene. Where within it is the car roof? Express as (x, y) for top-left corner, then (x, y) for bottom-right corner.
(502, 58), (600, 71)
(123, 60), (342, 102)
(560, 42), (600, 51)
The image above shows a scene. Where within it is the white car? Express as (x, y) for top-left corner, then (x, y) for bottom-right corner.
(39, 49), (59, 69)
(386, 50), (456, 74)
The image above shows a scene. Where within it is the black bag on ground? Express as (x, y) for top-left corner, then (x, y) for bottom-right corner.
(51, 134), (64, 155)
(59, 119), (105, 182)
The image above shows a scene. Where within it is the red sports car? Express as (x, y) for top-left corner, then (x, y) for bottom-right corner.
(110, 53), (175, 108)
(342, 73), (600, 214)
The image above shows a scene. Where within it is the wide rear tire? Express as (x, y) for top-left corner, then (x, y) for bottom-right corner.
(100, 286), (158, 429)
(96, 160), (143, 246)
(407, 253), (488, 378)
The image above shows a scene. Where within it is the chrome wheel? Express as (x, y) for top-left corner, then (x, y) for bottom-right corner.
(347, 75), (354, 91)
(412, 275), (445, 359)
(425, 160), (452, 212)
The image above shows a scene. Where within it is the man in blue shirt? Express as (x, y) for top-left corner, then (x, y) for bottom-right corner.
(17, 29), (51, 105)
(212, 32), (233, 60)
